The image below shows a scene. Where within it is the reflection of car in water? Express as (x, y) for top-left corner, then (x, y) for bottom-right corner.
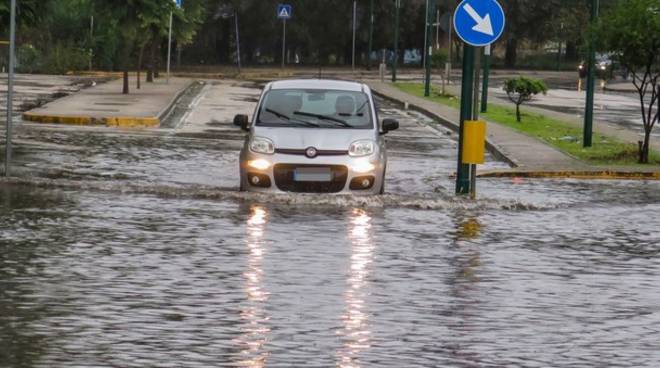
(234, 79), (399, 195)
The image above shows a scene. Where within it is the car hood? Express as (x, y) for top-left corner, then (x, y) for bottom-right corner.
(253, 127), (376, 150)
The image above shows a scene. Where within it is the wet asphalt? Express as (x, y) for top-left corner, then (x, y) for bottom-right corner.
(1, 81), (659, 367)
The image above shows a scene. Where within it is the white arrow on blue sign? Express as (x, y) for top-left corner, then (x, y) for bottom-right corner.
(453, 0), (505, 47)
(277, 4), (292, 19)
(174, 0), (182, 8)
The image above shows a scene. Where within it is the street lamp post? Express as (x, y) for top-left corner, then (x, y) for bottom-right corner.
(4, 0), (16, 177)
(423, 0), (429, 69)
(583, 0), (600, 147)
(352, 0), (357, 72)
(235, 12), (242, 73)
(166, 11), (173, 84)
(424, 0), (436, 97)
(367, 0), (374, 70)
(392, 0), (401, 82)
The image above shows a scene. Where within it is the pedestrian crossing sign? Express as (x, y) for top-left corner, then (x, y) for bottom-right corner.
(277, 4), (292, 19)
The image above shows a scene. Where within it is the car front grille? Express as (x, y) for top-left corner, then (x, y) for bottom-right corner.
(275, 148), (348, 156)
(273, 164), (348, 193)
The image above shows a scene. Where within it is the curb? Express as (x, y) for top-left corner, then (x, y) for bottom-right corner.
(22, 80), (194, 129)
(477, 170), (660, 180)
(369, 87), (518, 168)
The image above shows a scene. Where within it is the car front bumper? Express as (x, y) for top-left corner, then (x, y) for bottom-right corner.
(240, 151), (386, 195)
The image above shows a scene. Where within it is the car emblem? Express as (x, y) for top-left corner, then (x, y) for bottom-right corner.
(305, 147), (318, 158)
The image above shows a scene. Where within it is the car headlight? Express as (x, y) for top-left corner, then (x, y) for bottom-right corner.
(249, 137), (275, 155)
(349, 140), (375, 157)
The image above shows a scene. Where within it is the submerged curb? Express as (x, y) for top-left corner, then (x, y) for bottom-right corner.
(477, 170), (660, 180)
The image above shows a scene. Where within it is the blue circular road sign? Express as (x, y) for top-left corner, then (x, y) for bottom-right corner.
(453, 0), (505, 47)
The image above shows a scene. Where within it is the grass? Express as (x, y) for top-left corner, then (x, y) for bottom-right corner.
(393, 83), (660, 167)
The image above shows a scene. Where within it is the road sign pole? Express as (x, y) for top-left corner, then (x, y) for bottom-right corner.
(367, 0), (374, 70)
(453, 0), (505, 196)
(352, 0), (357, 72)
(424, 0), (436, 97)
(392, 0), (400, 82)
(4, 0), (16, 177)
(456, 45), (475, 195)
(166, 11), (173, 85)
(481, 44), (491, 113)
(282, 19), (286, 69)
(583, 0), (599, 148)
(470, 48), (482, 199)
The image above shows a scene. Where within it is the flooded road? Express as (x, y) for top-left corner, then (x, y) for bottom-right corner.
(2, 83), (660, 367)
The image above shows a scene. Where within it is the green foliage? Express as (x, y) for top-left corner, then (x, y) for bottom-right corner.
(590, 0), (660, 73)
(16, 44), (40, 73)
(590, 0), (660, 163)
(43, 43), (90, 74)
(431, 49), (448, 69)
(503, 77), (549, 122)
(17, 42), (90, 74)
(393, 83), (660, 167)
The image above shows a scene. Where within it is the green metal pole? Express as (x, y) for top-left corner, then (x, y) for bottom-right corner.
(583, 0), (599, 148)
(4, 0), (16, 177)
(456, 46), (475, 195)
(392, 0), (400, 82)
(367, 0), (374, 70)
(480, 45), (491, 113)
(424, 0), (436, 96)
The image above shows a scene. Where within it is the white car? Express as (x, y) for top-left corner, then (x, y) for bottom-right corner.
(234, 79), (399, 195)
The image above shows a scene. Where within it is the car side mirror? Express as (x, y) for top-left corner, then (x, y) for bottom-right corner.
(382, 119), (399, 134)
(233, 114), (250, 131)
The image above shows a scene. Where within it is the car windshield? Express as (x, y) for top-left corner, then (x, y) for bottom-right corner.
(256, 89), (373, 129)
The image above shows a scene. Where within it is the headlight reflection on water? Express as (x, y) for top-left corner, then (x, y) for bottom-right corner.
(339, 208), (375, 367)
(235, 205), (271, 367)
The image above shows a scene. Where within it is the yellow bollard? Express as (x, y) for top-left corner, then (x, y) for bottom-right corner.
(462, 120), (486, 164)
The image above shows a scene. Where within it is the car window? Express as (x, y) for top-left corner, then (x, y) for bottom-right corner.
(257, 89), (373, 129)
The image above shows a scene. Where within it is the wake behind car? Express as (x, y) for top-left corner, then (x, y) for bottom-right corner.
(234, 79), (399, 195)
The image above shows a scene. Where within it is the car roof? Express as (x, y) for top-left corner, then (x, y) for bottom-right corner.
(269, 79), (366, 92)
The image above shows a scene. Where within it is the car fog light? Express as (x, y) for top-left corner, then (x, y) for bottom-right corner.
(251, 176), (261, 185)
(361, 179), (371, 188)
(248, 159), (272, 170)
(352, 159), (375, 173)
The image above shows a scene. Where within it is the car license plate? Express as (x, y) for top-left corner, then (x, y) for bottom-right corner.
(294, 167), (332, 182)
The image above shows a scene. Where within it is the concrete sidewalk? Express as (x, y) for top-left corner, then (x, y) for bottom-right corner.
(23, 76), (192, 128)
(441, 83), (660, 151)
(367, 81), (590, 171)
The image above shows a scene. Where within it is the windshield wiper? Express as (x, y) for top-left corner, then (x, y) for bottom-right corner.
(293, 111), (352, 127)
(265, 108), (291, 121)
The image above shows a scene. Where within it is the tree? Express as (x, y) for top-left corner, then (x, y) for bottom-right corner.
(503, 77), (548, 122)
(592, 0), (660, 163)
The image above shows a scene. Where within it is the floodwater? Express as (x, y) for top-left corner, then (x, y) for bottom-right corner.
(2, 97), (660, 367)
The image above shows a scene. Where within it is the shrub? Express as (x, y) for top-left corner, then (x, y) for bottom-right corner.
(431, 48), (448, 69)
(503, 77), (548, 122)
(17, 44), (42, 73)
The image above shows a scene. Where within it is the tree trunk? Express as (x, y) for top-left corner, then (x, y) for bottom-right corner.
(565, 41), (578, 61)
(123, 70), (129, 95)
(155, 44), (161, 78)
(516, 103), (521, 122)
(505, 38), (518, 68)
(147, 39), (156, 83)
(639, 133), (651, 164)
(137, 44), (144, 90)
